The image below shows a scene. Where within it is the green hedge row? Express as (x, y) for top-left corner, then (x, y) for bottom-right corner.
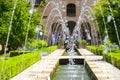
(9, 46), (57, 57)
(105, 52), (120, 69)
(0, 46), (57, 80)
(28, 40), (48, 49)
(87, 46), (120, 69)
(0, 51), (40, 80)
(41, 46), (57, 54)
(86, 46), (103, 55)
(9, 50), (31, 57)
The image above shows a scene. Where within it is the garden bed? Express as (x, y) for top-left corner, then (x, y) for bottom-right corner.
(0, 46), (57, 80)
(86, 46), (120, 69)
(0, 51), (40, 80)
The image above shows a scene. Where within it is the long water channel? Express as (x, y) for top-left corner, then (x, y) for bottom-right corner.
(52, 49), (91, 80)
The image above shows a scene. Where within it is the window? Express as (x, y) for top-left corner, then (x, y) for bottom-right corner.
(67, 4), (76, 17)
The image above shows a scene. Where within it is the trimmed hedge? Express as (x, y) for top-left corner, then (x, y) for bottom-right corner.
(0, 51), (40, 80)
(105, 52), (120, 69)
(87, 45), (120, 69)
(9, 46), (57, 57)
(28, 40), (48, 49)
(41, 46), (57, 54)
(0, 46), (57, 80)
(86, 46), (103, 55)
(9, 50), (31, 57)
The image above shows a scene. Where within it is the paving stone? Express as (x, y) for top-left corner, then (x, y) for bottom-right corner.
(11, 49), (65, 80)
(12, 49), (120, 80)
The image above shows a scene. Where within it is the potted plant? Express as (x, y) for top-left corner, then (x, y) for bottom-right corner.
(57, 41), (61, 49)
(81, 40), (87, 48)
(75, 40), (81, 48)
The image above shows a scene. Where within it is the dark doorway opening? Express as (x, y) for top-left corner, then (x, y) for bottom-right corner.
(67, 21), (76, 35)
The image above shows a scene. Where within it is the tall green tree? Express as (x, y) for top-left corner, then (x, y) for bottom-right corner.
(92, 0), (120, 46)
(0, 0), (12, 44)
(0, 0), (41, 50)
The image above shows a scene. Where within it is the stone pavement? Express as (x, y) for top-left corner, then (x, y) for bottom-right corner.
(78, 49), (120, 80)
(11, 49), (65, 80)
(11, 48), (120, 80)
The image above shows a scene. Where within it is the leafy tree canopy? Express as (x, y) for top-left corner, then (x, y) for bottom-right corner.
(92, 0), (120, 46)
(0, 0), (42, 50)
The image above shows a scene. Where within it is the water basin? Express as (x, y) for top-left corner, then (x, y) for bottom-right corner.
(53, 65), (91, 80)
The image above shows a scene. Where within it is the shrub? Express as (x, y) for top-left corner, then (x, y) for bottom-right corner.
(82, 40), (87, 45)
(86, 45), (104, 55)
(9, 50), (30, 57)
(106, 52), (120, 69)
(28, 40), (48, 49)
(39, 0), (45, 7)
(0, 45), (57, 79)
(87, 45), (120, 68)
(0, 51), (40, 80)
(41, 46), (57, 54)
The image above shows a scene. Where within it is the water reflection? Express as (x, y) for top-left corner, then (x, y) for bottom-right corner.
(53, 65), (91, 80)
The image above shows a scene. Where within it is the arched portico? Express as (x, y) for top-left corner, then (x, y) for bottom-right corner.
(67, 21), (76, 35)
(81, 22), (92, 40)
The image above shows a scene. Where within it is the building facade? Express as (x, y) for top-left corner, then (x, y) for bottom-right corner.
(39, 0), (99, 45)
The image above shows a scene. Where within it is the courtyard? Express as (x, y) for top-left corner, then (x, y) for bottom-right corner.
(0, 0), (120, 80)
